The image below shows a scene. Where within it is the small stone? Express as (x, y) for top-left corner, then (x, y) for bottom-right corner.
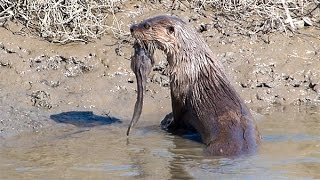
(30, 90), (52, 109)
(313, 85), (320, 94)
(293, 20), (305, 29)
(303, 17), (312, 26)
(224, 52), (234, 58)
(199, 24), (209, 33)
(128, 79), (134, 83)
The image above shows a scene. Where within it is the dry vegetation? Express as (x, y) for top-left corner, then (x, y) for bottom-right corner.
(0, 0), (125, 43)
(196, 0), (319, 35)
(0, 0), (319, 43)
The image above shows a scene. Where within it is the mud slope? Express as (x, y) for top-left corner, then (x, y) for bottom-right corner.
(0, 2), (319, 138)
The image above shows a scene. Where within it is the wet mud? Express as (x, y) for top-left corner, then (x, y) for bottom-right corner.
(1, 21), (319, 138)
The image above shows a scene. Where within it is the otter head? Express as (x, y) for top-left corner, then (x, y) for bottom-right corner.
(130, 15), (187, 56)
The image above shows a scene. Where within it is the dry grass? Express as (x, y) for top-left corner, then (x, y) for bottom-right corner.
(0, 0), (319, 43)
(0, 0), (125, 43)
(192, 0), (319, 34)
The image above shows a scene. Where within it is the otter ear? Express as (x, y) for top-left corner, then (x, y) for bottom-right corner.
(167, 26), (175, 34)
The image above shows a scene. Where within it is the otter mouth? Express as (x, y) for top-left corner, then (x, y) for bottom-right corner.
(130, 26), (166, 55)
(133, 38), (157, 61)
(135, 38), (169, 55)
(130, 28), (168, 61)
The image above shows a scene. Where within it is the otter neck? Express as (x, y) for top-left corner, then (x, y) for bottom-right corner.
(166, 31), (243, 114)
(166, 32), (226, 98)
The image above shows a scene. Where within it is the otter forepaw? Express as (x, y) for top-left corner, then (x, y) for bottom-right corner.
(160, 113), (174, 130)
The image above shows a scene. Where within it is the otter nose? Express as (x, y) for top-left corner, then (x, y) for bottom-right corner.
(130, 24), (138, 34)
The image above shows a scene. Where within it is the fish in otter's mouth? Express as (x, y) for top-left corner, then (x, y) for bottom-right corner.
(126, 41), (154, 136)
(129, 21), (168, 57)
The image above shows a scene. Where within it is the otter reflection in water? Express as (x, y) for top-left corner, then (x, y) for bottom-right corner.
(128, 15), (261, 156)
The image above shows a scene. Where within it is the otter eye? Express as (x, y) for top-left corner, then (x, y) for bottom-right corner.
(167, 26), (174, 34)
(144, 23), (151, 30)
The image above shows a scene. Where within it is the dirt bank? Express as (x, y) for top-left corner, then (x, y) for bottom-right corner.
(0, 1), (320, 138)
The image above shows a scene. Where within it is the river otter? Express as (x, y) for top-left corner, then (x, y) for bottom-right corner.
(127, 42), (154, 136)
(129, 15), (260, 156)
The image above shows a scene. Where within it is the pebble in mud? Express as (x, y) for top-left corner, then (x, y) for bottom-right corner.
(0, 60), (12, 68)
(312, 84), (320, 94)
(30, 90), (52, 109)
(30, 55), (62, 71)
(151, 74), (169, 87)
(29, 55), (94, 77)
(40, 80), (60, 88)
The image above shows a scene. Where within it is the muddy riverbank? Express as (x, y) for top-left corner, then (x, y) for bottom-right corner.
(0, 1), (320, 139)
(1, 24), (320, 138)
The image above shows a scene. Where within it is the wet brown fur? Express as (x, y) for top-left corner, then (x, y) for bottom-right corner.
(130, 15), (260, 156)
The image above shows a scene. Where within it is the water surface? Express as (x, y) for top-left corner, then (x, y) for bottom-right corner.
(1, 106), (319, 179)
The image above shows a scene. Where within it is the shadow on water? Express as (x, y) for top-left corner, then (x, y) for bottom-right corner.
(50, 111), (122, 128)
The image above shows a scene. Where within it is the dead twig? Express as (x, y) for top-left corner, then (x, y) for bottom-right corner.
(0, 0), (125, 43)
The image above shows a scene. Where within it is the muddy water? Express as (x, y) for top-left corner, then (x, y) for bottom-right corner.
(0, 106), (319, 179)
